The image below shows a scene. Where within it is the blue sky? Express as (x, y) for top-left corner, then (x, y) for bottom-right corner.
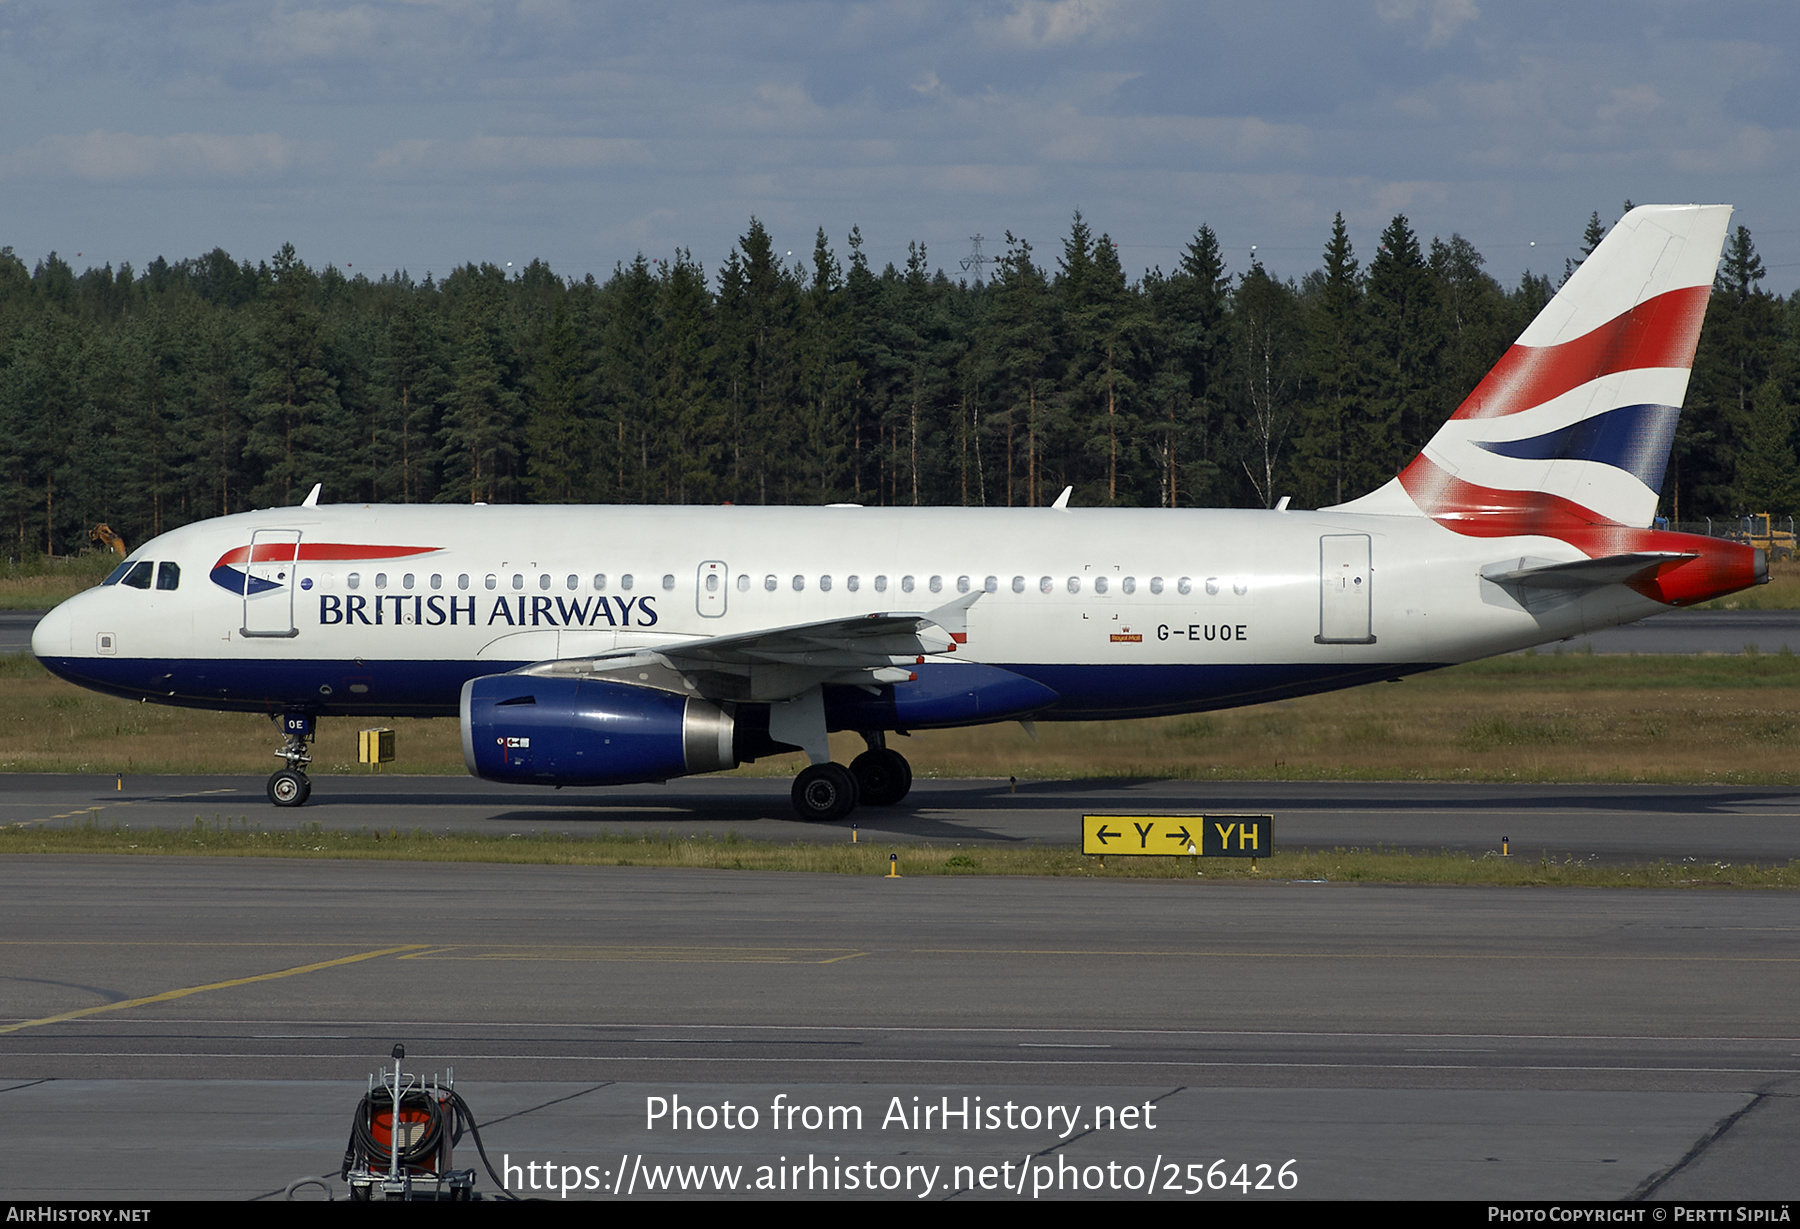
(2, 0), (1795, 290)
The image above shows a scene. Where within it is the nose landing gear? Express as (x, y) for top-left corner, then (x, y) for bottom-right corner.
(269, 711), (315, 807)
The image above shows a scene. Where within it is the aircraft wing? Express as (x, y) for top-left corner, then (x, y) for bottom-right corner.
(513, 590), (983, 702)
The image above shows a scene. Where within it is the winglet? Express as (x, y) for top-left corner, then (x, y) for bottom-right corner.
(301, 483), (322, 508)
(924, 589), (982, 643)
(1051, 486), (1073, 510)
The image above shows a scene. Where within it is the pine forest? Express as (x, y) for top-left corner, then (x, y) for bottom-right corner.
(2, 207), (1794, 561)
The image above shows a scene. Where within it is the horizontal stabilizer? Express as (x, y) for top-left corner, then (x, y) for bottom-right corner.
(1481, 551), (1695, 590)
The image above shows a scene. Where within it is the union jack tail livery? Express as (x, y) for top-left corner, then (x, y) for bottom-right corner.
(1335, 204), (1753, 606)
(1341, 204), (1730, 531)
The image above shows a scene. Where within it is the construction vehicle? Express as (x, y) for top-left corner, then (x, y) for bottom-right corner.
(1738, 514), (1796, 560)
(88, 524), (127, 558)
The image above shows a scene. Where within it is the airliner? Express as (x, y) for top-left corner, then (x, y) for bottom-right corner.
(31, 205), (1761, 819)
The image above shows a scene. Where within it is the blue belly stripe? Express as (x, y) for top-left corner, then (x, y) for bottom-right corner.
(38, 655), (1445, 724)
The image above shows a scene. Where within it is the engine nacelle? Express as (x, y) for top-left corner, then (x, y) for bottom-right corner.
(461, 674), (736, 786)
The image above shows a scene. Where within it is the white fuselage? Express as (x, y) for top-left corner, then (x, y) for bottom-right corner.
(32, 502), (1660, 722)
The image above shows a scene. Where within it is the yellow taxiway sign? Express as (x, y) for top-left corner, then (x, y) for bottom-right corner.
(1081, 814), (1272, 857)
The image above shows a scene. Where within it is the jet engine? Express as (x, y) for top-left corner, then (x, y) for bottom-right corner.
(461, 674), (736, 787)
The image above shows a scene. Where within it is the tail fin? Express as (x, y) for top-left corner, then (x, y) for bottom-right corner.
(1332, 204), (1732, 534)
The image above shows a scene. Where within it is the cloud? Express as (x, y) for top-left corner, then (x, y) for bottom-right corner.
(1596, 84), (1660, 124)
(252, 5), (381, 60)
(2, 130), (310, 181)
(1372, 178), (1449, 215)
(1375, 0), (1479, 50)
(371, 134), (645, 175)
(992, 0), (1131, 49)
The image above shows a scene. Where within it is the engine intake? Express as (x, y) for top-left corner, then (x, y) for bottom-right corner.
(461, 674), (735, 786)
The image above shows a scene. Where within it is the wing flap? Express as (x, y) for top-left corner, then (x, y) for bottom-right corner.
(512, 592), (983, 701)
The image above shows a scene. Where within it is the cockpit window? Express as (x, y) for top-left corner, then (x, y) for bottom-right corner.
(156, 562), (180, 591)
(121, 561), (154, 590)
(102, 561), (134, 586)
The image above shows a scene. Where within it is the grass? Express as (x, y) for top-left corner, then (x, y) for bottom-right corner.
(8, 648), (1800, 782)
(0, 551), (118, 610)
(5, 814), (1796, 888)
(1699, 555), (1800, 609)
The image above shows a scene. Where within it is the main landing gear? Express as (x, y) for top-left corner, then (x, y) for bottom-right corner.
(788, 732), (913, 822)
(268, 712), (315, 807)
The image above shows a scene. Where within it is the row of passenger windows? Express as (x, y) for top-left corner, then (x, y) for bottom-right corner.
(340, 570), (1249, 597)
(102, 559), (1247, 598)
(103, 561), (179, 591)
(345, 571), (673, 592)
(748, 574), (1247, 596)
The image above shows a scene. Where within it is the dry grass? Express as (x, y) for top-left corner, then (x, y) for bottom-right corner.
(5, 815), (1796, 887)
(1701, 555), (1800, 609)
(6, 649), (1800, 783)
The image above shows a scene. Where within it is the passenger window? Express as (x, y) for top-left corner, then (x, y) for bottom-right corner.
(956, 576), (970, 594)
(737, 575), (749, 592)
(1094, 576), (1108, 594)
(485, 574), (497, 590)
(1179, 577), (1194, 595)
(566, 575), (578, 590)
(764, 575), (777, 591)
(537, 574), (550, 590)
(819, 575), (832, 591)
(156, 562), (181, 591)
(874, 575), (888, 592)
(593, 574), (607, 591)
(901, 576), (915, 593)
(1012, 576), (1025, 594)
(1039, 576), (1053, 594)
(792, 575), (805, 591)
(122, 561), (153, 590)
(662, 574), (675, 591)
(375, 573), (387, 590)
(347, 572), (361, 590)
(1150, 577), (1165, 594)
(984, 576), (998, 593)
(621, 574), (634, 590)
(847, 575), (860, 592)
(1067, 577), (1081, 593)
(1234, 578), (1250, 596)
(432, 574), (444, 590)
(1122, 576), (1136, 594)
(402, 573), (414, 590)
(512, 574), (524, 590)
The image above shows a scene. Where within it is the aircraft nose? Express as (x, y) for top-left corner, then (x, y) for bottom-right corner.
(31, 602), (72, 658)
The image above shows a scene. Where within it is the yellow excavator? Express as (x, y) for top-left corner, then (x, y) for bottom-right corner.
(89, 524), (128, 558)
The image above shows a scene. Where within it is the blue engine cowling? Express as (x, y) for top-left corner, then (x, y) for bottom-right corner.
(461, 674), (736, 786)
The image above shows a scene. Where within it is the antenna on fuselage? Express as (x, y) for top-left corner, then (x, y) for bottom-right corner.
(301, 483), (322, 508)
(1051, 486), (1073, 511)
